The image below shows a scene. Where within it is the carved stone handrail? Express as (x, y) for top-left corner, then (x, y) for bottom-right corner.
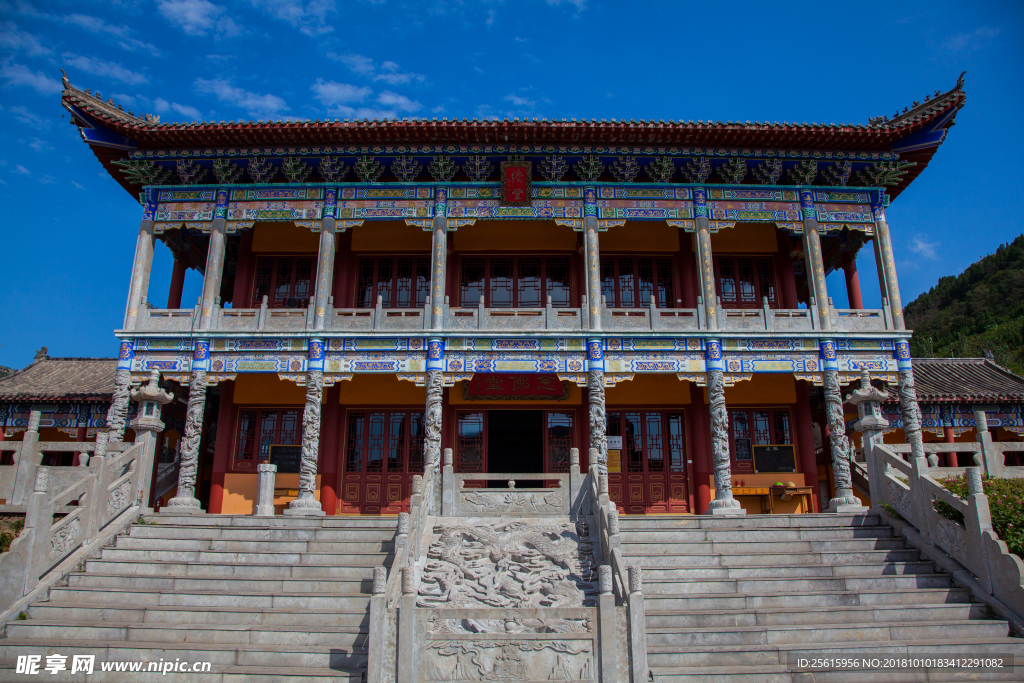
(0, 442), (147, 616)
(868, 441), (1024, 624)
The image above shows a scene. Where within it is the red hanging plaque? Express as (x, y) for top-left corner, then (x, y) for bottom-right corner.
(500, 160), (532, 207)
(463, 374), (568, 400)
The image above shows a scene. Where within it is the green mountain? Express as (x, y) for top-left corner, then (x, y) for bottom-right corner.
(906, 233), (1024, 375)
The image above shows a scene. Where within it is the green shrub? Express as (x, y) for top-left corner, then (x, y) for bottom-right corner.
(934, 474), (1024, 558)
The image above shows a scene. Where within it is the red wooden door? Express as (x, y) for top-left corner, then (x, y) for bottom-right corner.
(607, 411), (689, 514)
(339, 410), (424, 514)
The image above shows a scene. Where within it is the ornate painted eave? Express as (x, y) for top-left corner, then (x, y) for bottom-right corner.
(60, 70), (966, 201)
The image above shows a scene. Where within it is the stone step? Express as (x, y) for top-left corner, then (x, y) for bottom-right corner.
(646, 619), (1010, 648)
(27, 603), (369, 628)
(45, 586), (371, 610)
(643, 587), (971, 611)
(143, 514), (397, 529)
(0, 658), (363, 683)
(652, 664), (1021, 683)
(113, 536), (394, 553)
(67, 572), (370, 594)
(640, 561), (937, 580)
(5, 620), (368, 647)
(646, 637), (1024, 668)
(645, 602), (989, 628)
(630, 549), (923, 568)
(618, 513), (882, 530)
(0, 639), (369, 670)
(621, 526), (894, 542)
(642, 574), (953, 595)
(127, 525), (396, 542)
(84, 558), (388, 579)
(96, 547), (389, 565)
(622, 538), (909, 555)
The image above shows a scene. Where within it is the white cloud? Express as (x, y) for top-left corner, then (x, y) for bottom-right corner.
(72, 181), (85, 190)
(249, 0), (336, 36)
(157, 0), (241, 37)
(38, 174), (55, 184)
(328, 105), (398, 120)
(63, 53), (148, 85)
(376, 91), (421, 113)
(310, 79), (371, 107)
(0, 22), (51, 56)
(63, 14), (163, 56)
(0, 61), (62, 94)
(473, 66), (485, 74)
(545, 0), (587, 10)
(154, 97), (203, 120)
(14, 164), (30, 175)
(28, 137), (52, 152)
(944, 27), (999, 54)
(504, 93), (535, 108)
(329, 53), (425, 85)
(8, 105), (50, 129)
(194, 77), (288, 118)
(909, 236), (939, 260)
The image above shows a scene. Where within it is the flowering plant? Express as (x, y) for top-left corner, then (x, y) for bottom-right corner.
(934, 474), (1024, 558)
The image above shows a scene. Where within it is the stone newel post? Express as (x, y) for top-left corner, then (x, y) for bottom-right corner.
(848, 369), (889, 509)
(822, 339), (868, 513)
(287, 339), (326, 516)
(129, 369), (174, 510)
(254, 464), (277, 517)
(166, 339), (210, 514)
(705, 339), (743, 516)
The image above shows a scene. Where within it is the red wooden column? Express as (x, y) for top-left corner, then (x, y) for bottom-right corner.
(943, 422), (958, 467)
(842, 250), (864, 310)
(689, 394), (712, 514)
(319, 384), (341, 515)
(775, 229), (799, 309)
(207, 380), (236, 514)
(167, 256), (187, 309)
(794, 380), (821, 513)
(231, 229), (255, 307)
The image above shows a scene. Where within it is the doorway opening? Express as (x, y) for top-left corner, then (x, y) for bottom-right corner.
(487, 410), (543, 474)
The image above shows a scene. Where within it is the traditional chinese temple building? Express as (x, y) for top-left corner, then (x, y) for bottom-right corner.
(59, 70), (967, 518)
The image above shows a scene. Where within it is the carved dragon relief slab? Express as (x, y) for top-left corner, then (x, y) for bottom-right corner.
(421, 639), (595, 682)
(418, 520), (597, 610)
(460, 488), (566, 515)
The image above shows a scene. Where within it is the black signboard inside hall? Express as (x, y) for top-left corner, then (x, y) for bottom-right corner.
(753, 444), (797, 473)
(269, 444), (302, 473)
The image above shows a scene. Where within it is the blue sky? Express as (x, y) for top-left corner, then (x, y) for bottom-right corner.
(0, 0), (1021, 368)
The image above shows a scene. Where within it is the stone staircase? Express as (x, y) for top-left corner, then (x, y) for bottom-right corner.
(620, 512), (1024, 682)
(0, 513), (397, 682)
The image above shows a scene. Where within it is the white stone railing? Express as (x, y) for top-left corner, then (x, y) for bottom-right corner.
(0, 442), (147, 617)
(869, 442), (1024, 623)
(1, 439), (130, 509)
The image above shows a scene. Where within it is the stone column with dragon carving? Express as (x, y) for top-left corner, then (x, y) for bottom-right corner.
(165, 339), (210, 513)
(424, 338), (445, 513)
(287, 339), (326, 515)
(586, 338), (607, 474)
(705, 339), (744, 515)
(894, 338), (928, 464)
(105, 340), (135, 443)
(822, 339), (868, 512)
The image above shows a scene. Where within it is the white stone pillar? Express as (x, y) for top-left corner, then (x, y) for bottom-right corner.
(313, 217), (336, 330)
(11, 408), (41, 505)
(166, 339), (209, 514)
(429, 188), (448, 329)
(123, 218), (156, 331)
(705, 339), (743, 515)
(254, 464), (277, 516)
(583, 186), (602, 330)
(288, 339), (325, 515)
(199, 189), (230, 330)
(799, 189), (832, 331)
(692, 187), (719, 330)
(872, 201), (906, 330)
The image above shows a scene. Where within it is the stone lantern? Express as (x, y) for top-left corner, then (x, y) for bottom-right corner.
(847, 369), (889, 509)
(130, 369), (174, 510)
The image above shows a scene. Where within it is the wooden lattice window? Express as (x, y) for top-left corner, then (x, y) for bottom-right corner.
(714, 256), (777, 309)
(600, 257), (675, 308)
(459, 257), (572, 307)
(234, 408), (301, 468)
(253, 256), (315, 308)
(545, 412), (575, 473)
(344, 410), (425, 474)
(356, 257), (430, 309)
(729, 407), (792, 474)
